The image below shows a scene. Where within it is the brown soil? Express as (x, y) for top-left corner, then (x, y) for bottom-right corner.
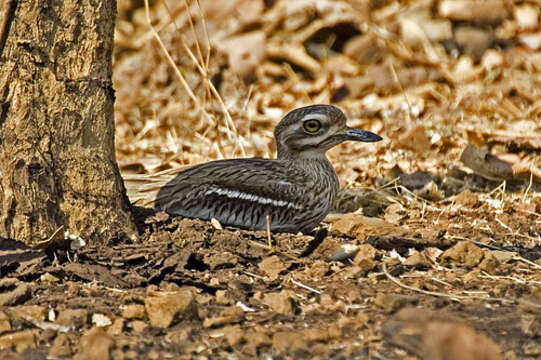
(1, 203), (539, 359)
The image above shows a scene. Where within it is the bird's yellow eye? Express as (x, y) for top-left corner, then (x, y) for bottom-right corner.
(303, 119), (322, 133)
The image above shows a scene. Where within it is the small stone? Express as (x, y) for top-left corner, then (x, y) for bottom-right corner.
(398, 17), (452, 48)
(210, 218), (223, 230)
(481, 49), (503, 70)
(144, 288), (196, 328)
(398, 125), (431, 154)
(258, 255), (286, 280)
(246, 331), (272, 347)
(375, 293), (418, 313)
(439, 0), (508, 24)
(398, 17), (425, 49)
(74, 327), (113, 360)
(262, 290), (296, 315)
(221, 325), (244, 347)
(425, 248), (443, 262)
(423, 321), (502, 360)
(477, 251), (500, 274)
(49, 333), (72, 357)
(422, 19), (453, 42)
(215, 290), (232, 306)
(129, 320), (148, 334)
(106, 318), (124, 337)
(385, 308), (502, 360)
(490, 250), (515, 264)
(320, 293), (347, 313)
(203, 306), (244, 328)
(56, 308), (88, 329)
(122, 304), (146, 320)
(218, 31), (266, 80)
(329, 213), (395, 238)
(40, 272), (60, 283)
(519, 33), (541, 51)
(272, 331), (309, 356)
(92, 313), (112, 327)
(463, 269), (480, 283)
(404, 250), (431, 267)
(441, 241), (485, 268)
(384, 203), (406, 224)
(327, 244), (359, 262)
(0, 311), (11, 334)
(304, 260), (329, 279)
(450, 55), (481, 83)
(515, 4), (539, 31)
(352, 244), (378, 275)
(0, 329), (38, 352)
(5, 305), (47, 323)
(48, 309), (56, 322)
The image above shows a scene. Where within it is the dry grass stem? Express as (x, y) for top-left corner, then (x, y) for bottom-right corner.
(382, 263), (516, 305)
(266, 215), (272, 249)
(290, 279), (321, 295)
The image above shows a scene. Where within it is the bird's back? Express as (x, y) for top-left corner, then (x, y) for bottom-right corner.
(154, 158), (338, 233)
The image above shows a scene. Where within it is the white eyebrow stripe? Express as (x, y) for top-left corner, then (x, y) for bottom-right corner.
(300, 113), (327, 122)
(204, 186), (304, 210)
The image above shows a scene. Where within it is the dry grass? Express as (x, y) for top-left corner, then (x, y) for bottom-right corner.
(114, 0), (541, 223)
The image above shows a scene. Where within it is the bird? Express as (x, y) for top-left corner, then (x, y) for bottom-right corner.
(154, 104), (382, 234)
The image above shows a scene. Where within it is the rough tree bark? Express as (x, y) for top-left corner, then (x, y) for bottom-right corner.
(0, 0), (137, 245)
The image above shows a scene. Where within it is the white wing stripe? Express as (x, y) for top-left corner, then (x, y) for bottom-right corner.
(204, 187), (304, 210)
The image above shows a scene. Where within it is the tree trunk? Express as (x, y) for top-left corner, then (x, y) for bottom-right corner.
(0, 0), (137, 245)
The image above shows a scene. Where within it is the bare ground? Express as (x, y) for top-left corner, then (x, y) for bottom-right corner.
(0, 200), (539, 359)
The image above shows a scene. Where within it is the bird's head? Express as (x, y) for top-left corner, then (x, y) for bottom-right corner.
(274, 104), (382, 160)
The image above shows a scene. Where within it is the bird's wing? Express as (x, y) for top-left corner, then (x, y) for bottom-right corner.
(153, 159), (316, 231)
(154, 158), (308, 210)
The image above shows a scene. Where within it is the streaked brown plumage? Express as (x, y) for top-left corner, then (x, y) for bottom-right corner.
(154, 104), (382, 233)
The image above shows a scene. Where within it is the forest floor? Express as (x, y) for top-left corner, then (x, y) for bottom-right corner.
(1, 0), (541, 359)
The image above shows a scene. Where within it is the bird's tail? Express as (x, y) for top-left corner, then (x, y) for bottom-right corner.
(122, 166), (191, 208)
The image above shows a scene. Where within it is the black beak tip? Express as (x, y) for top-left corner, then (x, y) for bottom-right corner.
(345, 128), (383, 143)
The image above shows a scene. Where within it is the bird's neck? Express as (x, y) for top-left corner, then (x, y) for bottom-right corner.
(279, 152), (340, 200)
(278, 151), (338, 183)
(277, 148), (329, 162)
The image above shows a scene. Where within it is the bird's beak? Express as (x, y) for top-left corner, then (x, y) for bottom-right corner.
(344, 127), (383, 142)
